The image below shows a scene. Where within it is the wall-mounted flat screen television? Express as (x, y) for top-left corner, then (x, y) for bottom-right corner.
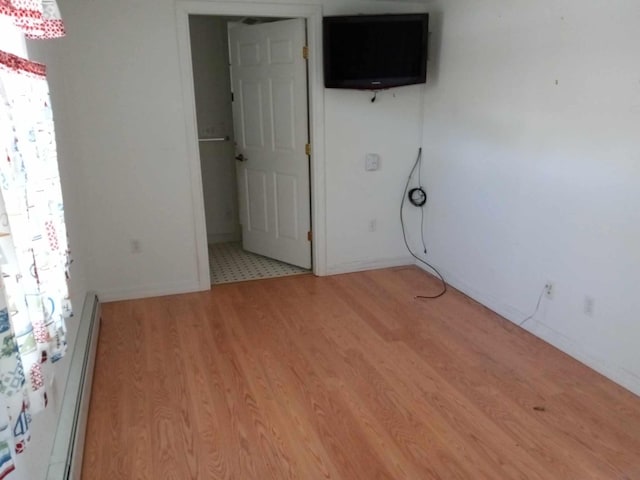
(323, 13), (429, 90)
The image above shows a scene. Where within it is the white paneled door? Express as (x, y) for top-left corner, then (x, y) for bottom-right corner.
(229, 18), (311, 269)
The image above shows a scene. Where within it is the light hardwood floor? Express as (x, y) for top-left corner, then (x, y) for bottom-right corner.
(82, 267), (640, 479)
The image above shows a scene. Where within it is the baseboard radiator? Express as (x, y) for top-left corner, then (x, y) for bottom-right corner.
(47, 292), (101, 480)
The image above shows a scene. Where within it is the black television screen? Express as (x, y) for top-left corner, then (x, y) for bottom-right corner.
(323, 14), (429, 90)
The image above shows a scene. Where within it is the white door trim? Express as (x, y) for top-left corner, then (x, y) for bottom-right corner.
(175, 0), (327, 290)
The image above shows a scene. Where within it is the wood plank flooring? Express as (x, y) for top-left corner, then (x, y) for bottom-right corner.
(81, 267), (640, 479)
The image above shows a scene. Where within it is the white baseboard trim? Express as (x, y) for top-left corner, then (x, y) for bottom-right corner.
(415, 262), (640, 397)
(98, 279), (207, 302)
(326, 255), (413, 276)
(528, 320), (640, 397)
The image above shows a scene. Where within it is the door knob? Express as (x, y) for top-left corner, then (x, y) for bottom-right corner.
(235, 154), (247, 162)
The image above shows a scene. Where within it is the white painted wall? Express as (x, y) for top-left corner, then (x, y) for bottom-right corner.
(189, 15), (240, 245)
(48, 0), (426, 300)
(0, 15), (89, 480)
(322, 1), (428, 274)
(418, 0), (640, 394)
(325, 84), (425, 273)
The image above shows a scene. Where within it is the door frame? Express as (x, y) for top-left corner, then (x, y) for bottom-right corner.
(175, 1), (326, 289)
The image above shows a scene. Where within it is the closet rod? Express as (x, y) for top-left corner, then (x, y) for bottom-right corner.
(198, 136), (230, 142)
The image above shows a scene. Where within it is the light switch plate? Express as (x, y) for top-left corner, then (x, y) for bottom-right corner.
(365, 153), (380, 171)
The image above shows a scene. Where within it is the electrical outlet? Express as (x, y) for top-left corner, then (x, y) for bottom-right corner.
(584, 295), (595, 316)
(368, 219), (377, 232)
(544, 282), (554, 300)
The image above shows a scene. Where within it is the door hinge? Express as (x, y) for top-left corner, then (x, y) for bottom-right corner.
(307, 230), (312, 242)
(302, 45), (309, 60)
(231, 92), (234, 102)
(305, 143), (311, 156)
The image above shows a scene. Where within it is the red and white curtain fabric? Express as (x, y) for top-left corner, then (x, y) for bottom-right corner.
(0, 50), (72, 479)
(0, 0), (65, 39)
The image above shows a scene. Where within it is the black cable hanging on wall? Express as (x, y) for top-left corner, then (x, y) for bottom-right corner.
(408, 187), (427, 207)
(400, 148), (447, 299)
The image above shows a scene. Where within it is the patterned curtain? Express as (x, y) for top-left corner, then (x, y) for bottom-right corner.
(0, 50), (71, 479)
(0, 0), (65, 39)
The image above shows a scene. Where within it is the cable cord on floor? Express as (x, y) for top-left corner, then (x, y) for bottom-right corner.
(401, 148), (447, 299)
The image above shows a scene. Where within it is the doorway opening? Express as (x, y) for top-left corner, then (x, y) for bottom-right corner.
(188, 14), (312, 285)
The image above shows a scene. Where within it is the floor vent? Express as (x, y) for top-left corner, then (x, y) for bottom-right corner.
(47, 292), (101, 479)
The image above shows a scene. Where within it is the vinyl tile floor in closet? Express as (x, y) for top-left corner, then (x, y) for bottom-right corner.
(208, 241), (309, 284)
